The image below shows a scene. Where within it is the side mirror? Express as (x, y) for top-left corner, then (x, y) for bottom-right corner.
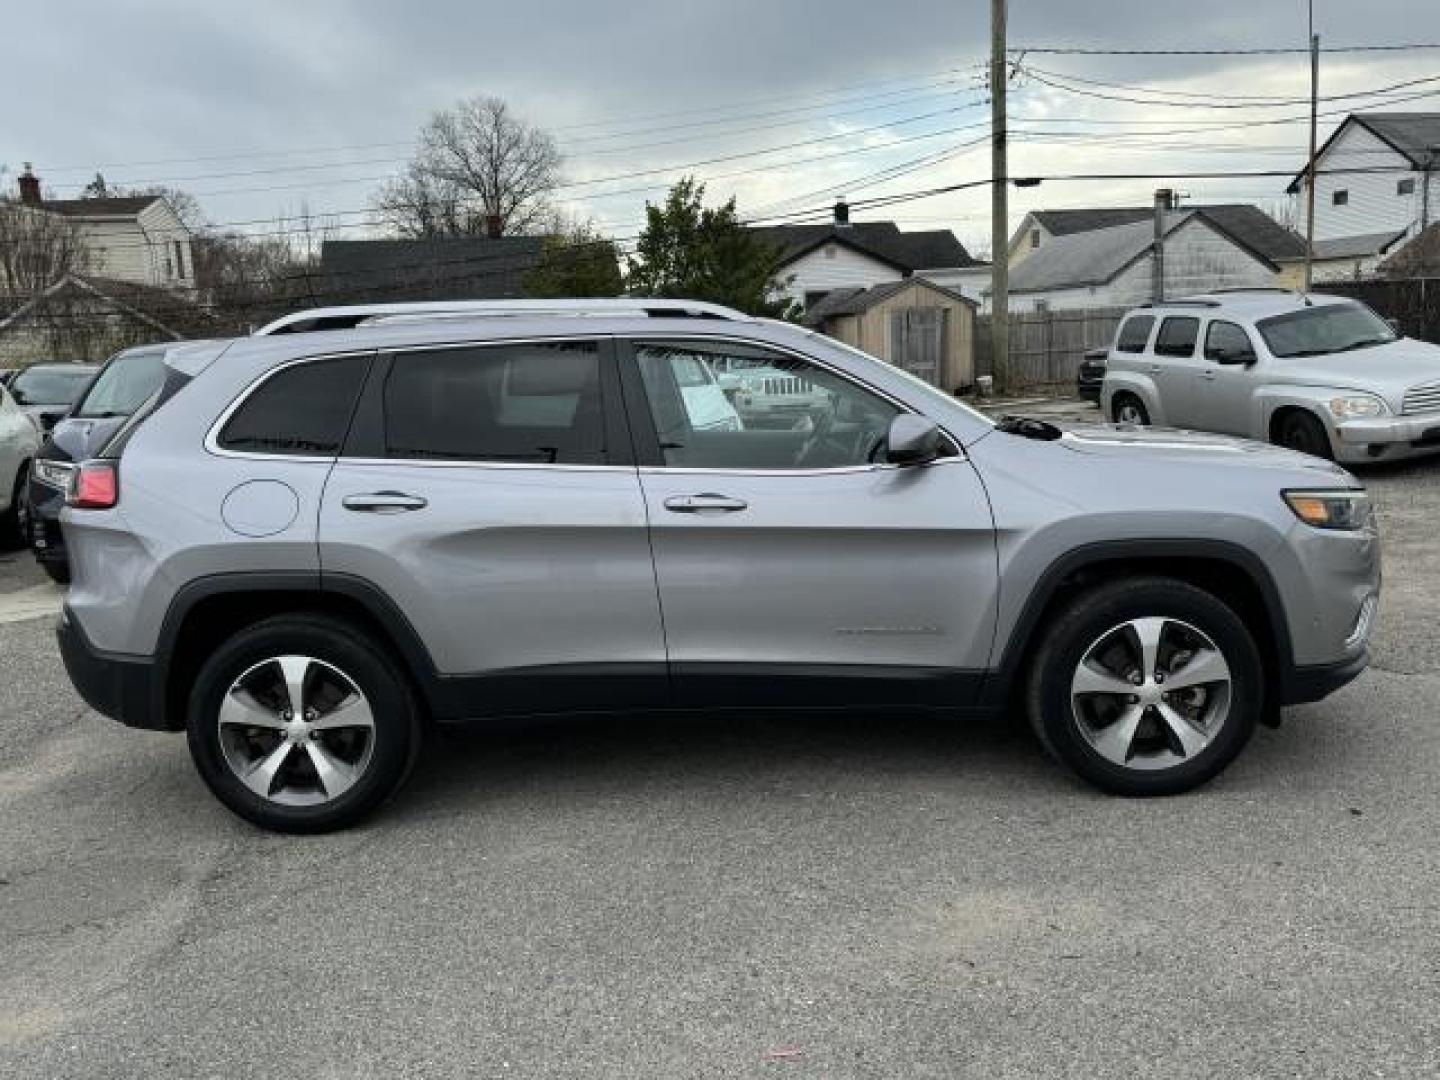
(1385, 317), (1403, 337)
(884, 414), (943, 466)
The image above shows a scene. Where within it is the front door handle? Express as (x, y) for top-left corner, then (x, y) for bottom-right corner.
(342, 491), (428, 513)
(663, 493), (748, 514)
(1202, 369), (1217, 381)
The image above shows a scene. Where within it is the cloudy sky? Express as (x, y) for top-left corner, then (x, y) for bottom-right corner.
(6, 0), (1437, 256)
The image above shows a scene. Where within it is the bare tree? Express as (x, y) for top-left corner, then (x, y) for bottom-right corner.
(0, 194), (90, 297)
(373, 96), (562, 238)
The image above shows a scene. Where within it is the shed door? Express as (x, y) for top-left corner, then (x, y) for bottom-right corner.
(888, 307), (946, 386)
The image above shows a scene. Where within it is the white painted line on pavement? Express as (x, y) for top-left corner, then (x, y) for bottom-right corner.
(0, 583), (64, 626)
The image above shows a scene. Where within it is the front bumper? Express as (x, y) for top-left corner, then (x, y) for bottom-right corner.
(1334, 412), (1440, 462)
(1279, 648), (1370, 706)
(57, 606), (166, 730)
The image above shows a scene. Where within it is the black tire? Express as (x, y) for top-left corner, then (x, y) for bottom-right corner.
(1025, 577), (1261, 796)
(0, 464), (29, 551)
(1272, 409), (1334, 460)
(186, 615), (422, 833)
(1111, 393), (1150, 426)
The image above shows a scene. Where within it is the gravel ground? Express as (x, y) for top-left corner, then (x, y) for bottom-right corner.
(1, 420), (1437, 1078)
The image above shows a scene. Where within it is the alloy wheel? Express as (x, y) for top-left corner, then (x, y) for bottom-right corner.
(1069, 617), (1232, 771)
(217, 655), (376, 806)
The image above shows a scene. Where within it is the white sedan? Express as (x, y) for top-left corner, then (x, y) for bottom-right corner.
(0, 378), (40, 548)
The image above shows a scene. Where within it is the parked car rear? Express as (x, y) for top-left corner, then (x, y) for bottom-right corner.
(1077, 347), (1106, 404)
(8, 363), (100, 432)
(29, 345), (171, 582)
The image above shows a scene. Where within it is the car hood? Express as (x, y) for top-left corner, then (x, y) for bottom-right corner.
(1267, 337), (1440, 400)
(39, 415), (128, 464)
(1054, 422), (1353, 478)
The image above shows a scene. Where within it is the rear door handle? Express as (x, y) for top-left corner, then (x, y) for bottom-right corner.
(1202, 369), (1217, 381)
(663, 493), (749, 514)
(342, 491), (428, 513)
(1148, 364), (1163, 375)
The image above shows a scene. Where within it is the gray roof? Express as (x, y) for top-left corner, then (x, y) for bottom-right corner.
(1010, 215), (1181, 293)
(1030, 204), (1305, 262)
(320, 237), (547, 303)
(1310, 230), (1409, 261)
(1352, 113), (1440, 168)
(750, 221), (981, 272)
(802, 278), (975, 327)
(44, 196), (161, 217)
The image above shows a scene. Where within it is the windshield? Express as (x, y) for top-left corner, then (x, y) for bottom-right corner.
(75, 350), (168, 418)
(10, 367), (95, 407)
(1257, 303), (1398, 359)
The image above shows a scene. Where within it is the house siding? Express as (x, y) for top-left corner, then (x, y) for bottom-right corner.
(1300, 123), (1426, 242)
(778, 243), (903, 308)
(69, 201), (193, 291)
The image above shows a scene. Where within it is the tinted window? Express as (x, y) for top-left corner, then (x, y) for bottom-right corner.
(1115, 316), (1155, 353)
(219, 358), (367, 456)
(383, 342), (605, 464)
(1154, 317), (1200, 358)
(75, 350), (167, 418)
(11, 367), (94, 407)
(635, 341), (902, 470)
(1204, 321), (1255, 361)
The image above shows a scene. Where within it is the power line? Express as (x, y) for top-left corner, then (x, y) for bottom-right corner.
(1009, 42), (1440, 56)
(1021, 68), (1440, 110)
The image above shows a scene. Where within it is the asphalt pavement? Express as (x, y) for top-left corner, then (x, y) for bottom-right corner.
(1, 419), (1438, 1078)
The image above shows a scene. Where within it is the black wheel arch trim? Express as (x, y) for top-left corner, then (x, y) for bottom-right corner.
(982, 537), (1299, 707)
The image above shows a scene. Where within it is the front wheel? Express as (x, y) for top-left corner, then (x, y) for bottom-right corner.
(1272, 410), (1334, 460)
(186, 615), (422, 833)
(1111, 393), (1150, 426)
(1025, 577), (1261, 796)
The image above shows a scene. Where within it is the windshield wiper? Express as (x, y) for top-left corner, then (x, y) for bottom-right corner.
(995, 415), (1063, 441)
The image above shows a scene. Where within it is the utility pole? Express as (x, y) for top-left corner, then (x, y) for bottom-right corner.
(990, 0), (1009, 392)
(1303, 15), (1320, 291)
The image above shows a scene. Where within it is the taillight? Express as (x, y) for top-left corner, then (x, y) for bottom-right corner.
(68, 461), (119, 510)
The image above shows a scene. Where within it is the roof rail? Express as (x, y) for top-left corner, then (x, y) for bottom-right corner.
(1200, 287), (1296, 295)
(1137, 299), (1221, 309)
(252, 299), (749, 336)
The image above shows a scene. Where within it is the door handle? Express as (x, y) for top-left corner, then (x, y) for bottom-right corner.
(663, 493), (749, 514)
(342, 491), (428, 513)
(1148, 364), (1162, 374)
(1202, 369), (1217, 381)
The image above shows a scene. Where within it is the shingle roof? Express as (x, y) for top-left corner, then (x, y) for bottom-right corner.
(1311, 229), (1410, 261)
(320, 237), (547, 303)
(1352, 113), (1440, 168)
(44, 196), (161, 217)
(801, 278), (975, 327)
(1030, 204), (1305, 262)
(750, 221), (981, 272)
(1009, 216), (1177, 293)
(1379, 223), (1440, 278)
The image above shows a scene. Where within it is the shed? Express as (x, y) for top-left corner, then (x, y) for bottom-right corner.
(805, 278), (977, 390)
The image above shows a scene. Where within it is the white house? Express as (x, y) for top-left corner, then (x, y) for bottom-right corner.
(1287, 112), (1440, 279)
(14, 166), (196, 292)
(751, 202), (987, 311)
(1004, 211), (1277, 312)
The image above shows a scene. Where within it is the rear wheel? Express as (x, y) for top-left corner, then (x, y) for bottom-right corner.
(1272, 409), (1334, 460)
(0, 464), (29, 551)
(186, 615), (422, 833)
(1026, 577), (1261, 796)
(1112, 393), (1150, 426)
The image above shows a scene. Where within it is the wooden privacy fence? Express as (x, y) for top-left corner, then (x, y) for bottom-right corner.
(975, 306), (1126, 390)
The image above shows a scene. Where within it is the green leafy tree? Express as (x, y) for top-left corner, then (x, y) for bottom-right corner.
(523, 224), (623, 298)
(627, 178), (795, 317)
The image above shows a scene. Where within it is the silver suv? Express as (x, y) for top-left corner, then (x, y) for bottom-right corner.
(1102, 289), (1440, 463)
(57, 300), (1380, 832)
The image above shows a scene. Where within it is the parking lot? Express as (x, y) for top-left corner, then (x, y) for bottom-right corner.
(2, 415), (1438, 1078)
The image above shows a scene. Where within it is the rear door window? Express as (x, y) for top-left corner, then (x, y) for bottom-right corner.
(1154, 317), (1200, 358)
(382, 341), (607, 464)
(1115, 315), (1155, 353)
(218, 358), (368, 456)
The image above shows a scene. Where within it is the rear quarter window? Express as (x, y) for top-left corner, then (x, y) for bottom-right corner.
(218, 358), (368, 456)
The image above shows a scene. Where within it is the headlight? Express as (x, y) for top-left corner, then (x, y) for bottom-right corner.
(31, 459), (76, 491)
(1326, 394), (1388, 419)
(1283, 488), (1371, 530)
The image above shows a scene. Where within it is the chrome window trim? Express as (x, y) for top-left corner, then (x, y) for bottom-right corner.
(625, 332), (967, 470)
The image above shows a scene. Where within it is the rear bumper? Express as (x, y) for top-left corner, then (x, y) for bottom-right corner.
(57, 606), (167, 730)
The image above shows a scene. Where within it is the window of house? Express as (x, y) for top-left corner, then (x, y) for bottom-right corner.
(383, 341), (606, 464)
(1030, 228), (1041, 249)
(174, 240), (186, 279)
(1332, 189), (1349, 206)
(633, 341), (905, 471)
(1398, 177), (1417, 196)
(1115, 315), (1156, 353)
(164, 255), (174, 278)
(219, 358), (368, 456)
(1154, 317), (1200, 358)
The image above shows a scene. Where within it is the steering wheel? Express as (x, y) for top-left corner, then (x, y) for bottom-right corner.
(793, 408), (837, 468)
